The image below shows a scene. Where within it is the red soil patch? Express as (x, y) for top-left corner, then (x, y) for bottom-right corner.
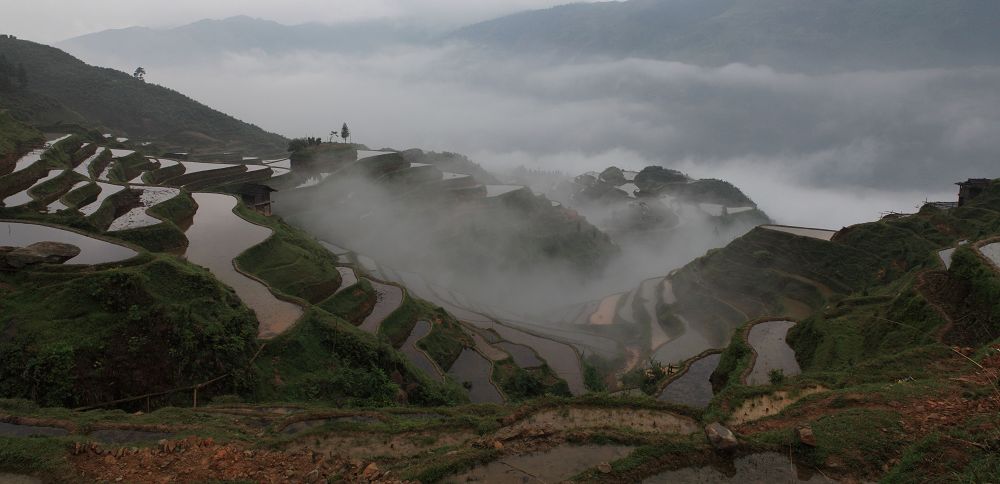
(71, 436), (412, 483)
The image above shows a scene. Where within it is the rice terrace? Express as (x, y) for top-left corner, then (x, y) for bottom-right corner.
(2, 1), (1000, 483)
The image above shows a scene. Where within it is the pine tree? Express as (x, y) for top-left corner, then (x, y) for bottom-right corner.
(341, 123), (350, 143)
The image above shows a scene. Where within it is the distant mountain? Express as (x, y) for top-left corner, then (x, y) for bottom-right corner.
(0, 37), (287, 154)
(450, 0), (1000, 71)
(57, 16), (435, 64)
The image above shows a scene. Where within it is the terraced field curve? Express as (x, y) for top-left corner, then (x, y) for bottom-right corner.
(184, 192), (303, 338)
(357, 280), (404, 334)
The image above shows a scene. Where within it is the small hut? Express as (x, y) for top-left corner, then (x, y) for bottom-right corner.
(235, 183), (275, 216)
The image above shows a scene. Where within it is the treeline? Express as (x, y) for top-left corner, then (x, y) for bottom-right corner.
(0, 53), (27, 91)
(287, 137), (323, 152)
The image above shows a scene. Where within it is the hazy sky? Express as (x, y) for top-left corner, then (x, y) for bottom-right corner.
(0, 0), (593, 43)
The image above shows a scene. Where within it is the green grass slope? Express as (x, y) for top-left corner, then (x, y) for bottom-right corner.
(0, 254), (259, 408)
(0, 111), (43, 168)
(0, 37), (287, 154)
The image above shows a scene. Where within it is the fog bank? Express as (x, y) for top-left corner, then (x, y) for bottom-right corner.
(62, 43), (988, 227)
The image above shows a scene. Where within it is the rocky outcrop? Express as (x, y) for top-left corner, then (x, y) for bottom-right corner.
(2, 241), (80, 268)
(705, 422), (738, 450)
(798, 425), (817, 447)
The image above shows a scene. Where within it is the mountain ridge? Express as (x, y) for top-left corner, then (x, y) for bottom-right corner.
(449, 0), (1000, 71)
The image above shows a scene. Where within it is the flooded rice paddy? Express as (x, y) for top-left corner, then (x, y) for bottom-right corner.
(2, 169), (61, 207)
(644, 452), (831, 483)
(589, 293), (623, 325)
(9, 149), (43, 173)
(761, 225), (837, 241)
(657, 353), (721, 408)
(642, 278), (672, 350)
(483, 322), (585, 396)
(355, 254), (382, 278)
(319, 240), (351, 255)
(333, 267), (358, 295)
(177, 161), (238, 174)
(0, 421), (69, 438)
(108, 187), (180, 231)
(263, 158), (291, 169)
(356, 150), (389, 160)
(449, 445), (633, 483)
(472, 332), (509, 361)
(109, 149), (135, 158)
(358, 281), (404, 334)
(616, 289), (637, 325)
(184, 193), (303, 338)
(72, 150), (105, 177)
(400, 320), (443, 381)
(495, 342), (544, 368)
(484, 185), (524, 198)
(939, 248), (957, 269)
(45, 134), (73, 146)
(77, 182), (126, 216)
(45, 181), (90, 212)
(0, 221), (137, 264)
(446, 349), (504, 404)
(746, 320), (801, 385)
(652, 313), (718, 367)
(979, 242), (1000, 268)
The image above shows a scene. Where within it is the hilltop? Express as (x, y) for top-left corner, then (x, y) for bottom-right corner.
(57, 16), (435, 65)
(0, 36), (287, 155)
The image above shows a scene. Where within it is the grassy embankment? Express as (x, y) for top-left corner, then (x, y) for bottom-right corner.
(0, 254), (260, 408)
(686, 183), (1000, 481)
(231, 204), (467, 406)
(0, 110), (43, 169)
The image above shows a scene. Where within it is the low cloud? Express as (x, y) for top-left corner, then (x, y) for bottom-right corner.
(66, 43), (995, 227)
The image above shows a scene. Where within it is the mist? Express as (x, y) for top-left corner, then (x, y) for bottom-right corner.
(55, 32), (985, 311)
(273, 164), (764, 316)
(62, 41), (987, 220)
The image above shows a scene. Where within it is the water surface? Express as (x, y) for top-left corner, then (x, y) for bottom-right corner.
(78, 182), (127, 216)
(108, 186), (180, 231)
(450, 445), (633, 483)
(658, 353), (721, 408)
(358, 280), (404, 334)
(0, 422), (68, 438)
(652, 314), (718, 367)
(2, 169), (61, 207)
(334, 267), (358, 295)
(0, 221), (137, 264)
(644, 452), (829, 483)
(979, 242), (1000, 267)
(10, 149), (43, 172)
(446, 348), (504, 404)
(761, 225), (837, 241)
(401, 320), (443, 381)
(746, 320), (801, 385)
(184, 193), (303, 338)
(496, 342), (544, 368)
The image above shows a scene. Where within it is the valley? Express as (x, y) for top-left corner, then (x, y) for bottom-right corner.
(0, 25), (998, 484)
